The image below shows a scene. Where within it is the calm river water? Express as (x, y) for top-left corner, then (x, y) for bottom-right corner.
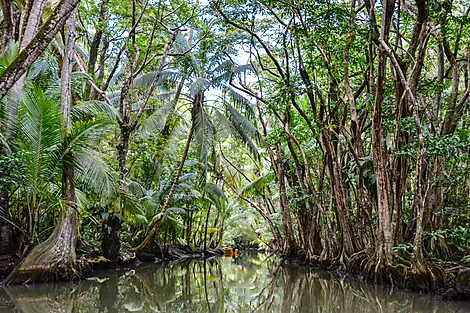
(1, 252), (469, 312)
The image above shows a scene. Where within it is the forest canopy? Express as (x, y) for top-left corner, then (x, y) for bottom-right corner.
(0, 0), (469, 291)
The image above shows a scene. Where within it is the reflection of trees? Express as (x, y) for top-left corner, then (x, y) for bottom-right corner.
(3, 284), (77, 313)
(98, 271), (118, 313)
(2, 255), (466, 313)
(264, 268), (460, 313)
(0, 288), (14, 312)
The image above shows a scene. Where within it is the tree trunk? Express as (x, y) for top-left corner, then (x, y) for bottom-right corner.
(370, 0), (395, 267)
(275, 142), (297, 258)
(6, 0), (47, 138)
(0, 0), (80, 101)
(3, 7), (79, 284)
(134, 128), (194, 251)
(84, 0), (110, 100)
(0, 0), (16, 59)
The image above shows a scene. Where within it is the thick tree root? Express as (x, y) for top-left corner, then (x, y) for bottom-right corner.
(301, 249), (470, 298)
(3, 222), (80, 285)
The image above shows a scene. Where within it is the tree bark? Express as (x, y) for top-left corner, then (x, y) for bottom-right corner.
(85, 0), (110, 100)
(275, 142), (297, 258)
(370, 0), (395, 266)
(0, 0), (16, 59)
(0, 0), (80, 101)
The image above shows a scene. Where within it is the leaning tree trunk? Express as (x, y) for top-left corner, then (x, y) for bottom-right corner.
(133, 127), (194, 251)
(4, 8), (79, 285)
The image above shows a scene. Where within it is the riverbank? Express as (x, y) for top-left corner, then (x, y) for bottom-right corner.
(280, 251), (470, 301)
(2, 253), (469, 313)
(2, 245), (470, 302)
(0, 244), (226, 282)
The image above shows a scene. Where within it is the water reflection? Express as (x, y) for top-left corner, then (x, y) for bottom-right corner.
(2, 253), (469, 313)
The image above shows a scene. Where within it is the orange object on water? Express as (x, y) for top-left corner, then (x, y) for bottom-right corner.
(224, 247), (239, 257)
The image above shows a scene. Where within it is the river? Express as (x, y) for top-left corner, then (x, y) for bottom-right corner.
(1, 252), (469, 312)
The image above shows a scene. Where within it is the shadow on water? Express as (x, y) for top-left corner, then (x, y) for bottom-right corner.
(2, 252), (469, 313)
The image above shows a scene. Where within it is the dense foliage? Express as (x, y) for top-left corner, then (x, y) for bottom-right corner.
(0, 0), (469, 288)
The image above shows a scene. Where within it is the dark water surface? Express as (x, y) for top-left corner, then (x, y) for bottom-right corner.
(1, 252), (469, 312)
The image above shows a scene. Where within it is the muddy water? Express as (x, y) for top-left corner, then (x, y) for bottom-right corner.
(1, 252), (469, 312)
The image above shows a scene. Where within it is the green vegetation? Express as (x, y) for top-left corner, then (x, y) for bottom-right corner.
(0, 0), (470, 295)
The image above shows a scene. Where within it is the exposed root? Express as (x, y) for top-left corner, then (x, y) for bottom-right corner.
(409, 259), (445, 292)
(3, 215), (79, 285)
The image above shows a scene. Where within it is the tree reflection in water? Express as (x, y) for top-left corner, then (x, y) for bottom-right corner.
(2, 253), (468, 313)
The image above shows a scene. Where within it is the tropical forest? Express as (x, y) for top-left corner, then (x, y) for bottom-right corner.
(0, 0), (470, 311)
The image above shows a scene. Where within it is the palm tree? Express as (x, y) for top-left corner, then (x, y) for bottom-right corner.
(4, 9), (116, 283)
(134, 32), (260, 251)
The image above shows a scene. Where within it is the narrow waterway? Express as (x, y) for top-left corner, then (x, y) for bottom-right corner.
(1, 252), (469, 312)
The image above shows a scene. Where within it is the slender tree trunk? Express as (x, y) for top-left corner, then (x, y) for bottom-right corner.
(321, 131), (357, 259)
(84, 0), (110, 100)
(134, 128), (194, 251)
(203, 205), (211, 253)
(275, 142), (297, 258)
(370, 0), (395, 267)
(0, 0), (16, 59)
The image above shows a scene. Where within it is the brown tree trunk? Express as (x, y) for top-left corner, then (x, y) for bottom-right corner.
(0, 0), (16, 59)
(275, 142), (297, 258)
(370, 0), (395, 267)
(85, 0), (110, 100)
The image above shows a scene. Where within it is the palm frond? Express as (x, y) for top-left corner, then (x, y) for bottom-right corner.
(62, 119), (114, 157)
(107, 91), (121, 105)
(192, 100), (216, 183)
(120, 189), (146, 225)
(71, 100), (118, 121)
(173, 33), (201, 74)
(127, 180), (147, 199)
(223, 85), (256, 121)
(28, 52), (59, 81)
(3, 85), (23, 139)
(215, 102), (260, 159)
(240, 173), (275, 197)
(188, 77), (210, 96)
(17, 88), (62, 185)
(75, 148), (116, 199)
(70, 100), (118, 121)
(132, 70), (183, 89)
(204, 182), (227, 212)
(140, 101), (176, 138)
